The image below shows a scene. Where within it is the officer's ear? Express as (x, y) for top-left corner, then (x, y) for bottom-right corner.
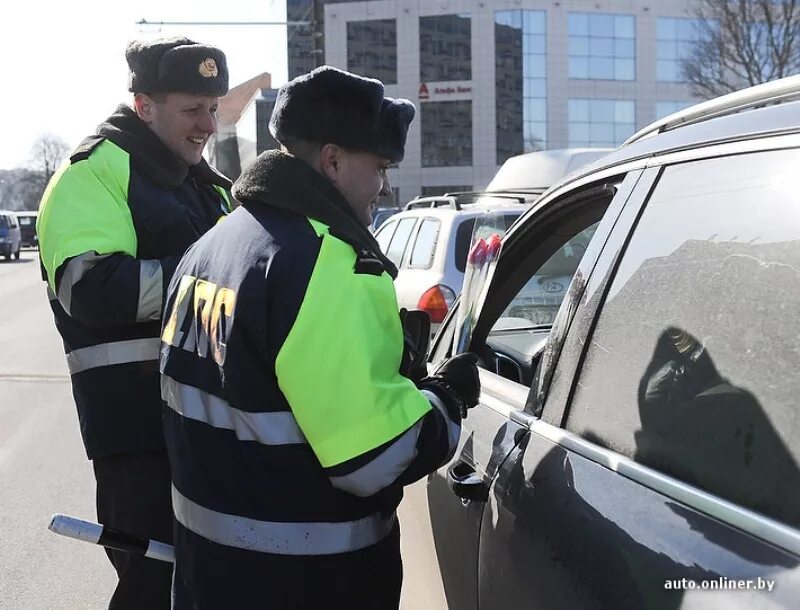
(319, 143), (344, 184)
(133, 93), (156, 124)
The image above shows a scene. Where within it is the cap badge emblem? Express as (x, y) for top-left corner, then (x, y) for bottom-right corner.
(199, 58), (218, 78)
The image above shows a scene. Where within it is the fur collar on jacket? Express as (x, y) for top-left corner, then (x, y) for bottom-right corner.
(233, 149), (398, 278)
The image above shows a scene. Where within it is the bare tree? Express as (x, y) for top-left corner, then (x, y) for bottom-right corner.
(28, 133), (70, 186)
(683, 0), (800, 99)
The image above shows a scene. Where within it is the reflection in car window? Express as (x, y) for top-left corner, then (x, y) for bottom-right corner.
(494, 223), (599, 330)
(409, 218), (440, 268)
(375, 220), (397, 254)
(385, 218), (416, 267)
(566, 149), (800, 529)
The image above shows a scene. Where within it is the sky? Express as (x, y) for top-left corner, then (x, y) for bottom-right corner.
(0, 0), (289, 170)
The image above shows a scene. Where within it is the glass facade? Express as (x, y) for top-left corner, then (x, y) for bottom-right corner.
(495, 10), (547, 165)
(347, 19), (397, 83)
(569, 99), (635, 147)
(656, 17), (701, 82)
(569, 12), (635, 80)
(419, 14), (472, 82)
(655, 100), (693, 119)
(421, 101), (473, 167)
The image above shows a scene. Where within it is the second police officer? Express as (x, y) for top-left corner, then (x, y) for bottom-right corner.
(160, 66), (480, 609)
(37, 37), (232, 608)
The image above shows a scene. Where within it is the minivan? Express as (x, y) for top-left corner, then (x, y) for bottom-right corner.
(0, 211), (21, 261)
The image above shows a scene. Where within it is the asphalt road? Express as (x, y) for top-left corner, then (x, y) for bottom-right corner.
(0, 249), (447, 609)
(0, 250), (115, 609)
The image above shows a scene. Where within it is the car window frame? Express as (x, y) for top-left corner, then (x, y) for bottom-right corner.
(529, 167), (658, 426)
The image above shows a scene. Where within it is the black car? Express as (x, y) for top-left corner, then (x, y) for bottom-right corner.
(418, 77), (800, 609)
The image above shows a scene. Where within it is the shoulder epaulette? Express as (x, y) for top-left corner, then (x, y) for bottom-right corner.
(69, 135), (106, 164)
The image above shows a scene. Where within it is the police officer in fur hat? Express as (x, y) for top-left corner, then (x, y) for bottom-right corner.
(37, 37), (233, 609)
(159, 65), (480, 609)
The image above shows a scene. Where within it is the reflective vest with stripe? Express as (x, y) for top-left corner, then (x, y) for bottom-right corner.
(160, 204), (431, 560)
(37, 136), (230, 458)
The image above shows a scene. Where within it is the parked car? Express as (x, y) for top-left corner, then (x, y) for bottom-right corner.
(14, 211), (38, 248)
(0, 210), (21, 260)
(375, 149), (611, 332)
(412, 76), (800, 609)
(370, 206), (401, 232)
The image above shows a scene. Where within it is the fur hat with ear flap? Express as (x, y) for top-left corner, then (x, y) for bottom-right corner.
(126, 37), (229, 97)
(269, 66), (416, 163)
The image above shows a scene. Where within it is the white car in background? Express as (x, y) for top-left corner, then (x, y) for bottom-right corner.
(374, 148), (612, 329)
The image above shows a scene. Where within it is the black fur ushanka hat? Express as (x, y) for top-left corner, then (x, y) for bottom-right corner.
(269, 66), (416, 163)
(126, 37), (229, 97)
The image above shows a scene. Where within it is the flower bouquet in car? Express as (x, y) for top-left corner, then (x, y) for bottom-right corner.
(453, 212), (508, 354)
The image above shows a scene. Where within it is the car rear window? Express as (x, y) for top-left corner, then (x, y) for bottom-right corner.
(409, 218), (441, 268)
(566, 149), (800, 529)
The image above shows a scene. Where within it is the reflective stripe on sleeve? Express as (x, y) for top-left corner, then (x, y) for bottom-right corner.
(66, 338), (160, 374)
(172, 485), (396, 556)
(56, 252), (113, 315)
(328, 420), (422, 497)
(161, 376), (307, 446)
(137, 260), (163, 322)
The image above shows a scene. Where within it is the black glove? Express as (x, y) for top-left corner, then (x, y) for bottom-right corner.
(399, 308), (430, 383)
(421, 353), (481, 419)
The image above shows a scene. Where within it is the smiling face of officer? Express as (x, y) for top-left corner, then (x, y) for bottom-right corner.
(134, 92), (219, 166)
(319, 145), (392, 226)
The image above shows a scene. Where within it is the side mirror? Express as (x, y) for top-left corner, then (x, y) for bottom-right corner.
(400, 309), (431, 381)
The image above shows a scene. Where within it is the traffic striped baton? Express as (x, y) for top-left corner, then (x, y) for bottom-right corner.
(48, 514), (174, 563)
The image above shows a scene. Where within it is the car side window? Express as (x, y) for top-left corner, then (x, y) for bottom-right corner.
(469, 199), (612, 387)
(385, 218), (417, 267)
(409, 218), (441, 269)
(0, 215), (9, 229)
(492, 223), (599, 330)
(565, 149), (800, 529)
(374, 220), (397, 253)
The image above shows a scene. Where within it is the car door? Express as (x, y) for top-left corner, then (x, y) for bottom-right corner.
(425, 169), (646, 610)
(478, 146), (800, 609)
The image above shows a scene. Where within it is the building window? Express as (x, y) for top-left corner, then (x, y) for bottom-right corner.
(421, 101), (472, 167)
(568, 99), (635, 147)
(568, 12), (635, 80)
(656, 17), (701, 82)
(495, 10), (547, 165)
(655, 100), (693, 119)
(347, 19), (397, 84)
(420, 14), (472, 82)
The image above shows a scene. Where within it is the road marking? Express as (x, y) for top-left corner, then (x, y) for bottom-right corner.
(0, 374), (69, 383)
